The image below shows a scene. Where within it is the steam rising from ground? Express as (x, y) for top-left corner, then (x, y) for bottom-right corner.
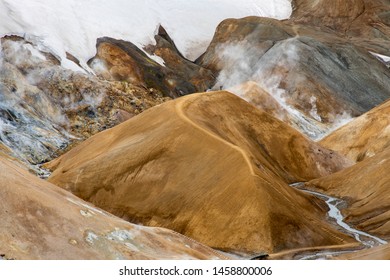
(213, 37), (353, 140)
(0, 38), (106, 171)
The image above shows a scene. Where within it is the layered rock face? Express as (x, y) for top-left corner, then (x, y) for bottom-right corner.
(196, 15), (390, 139)
(0, 35), (169, 173)
(292, 0), (390, 54)
(0, 156), (224, 260)
(292, 0), (366, 31)
(88, 32), (214, 98)
(307, 147), (390, 240)
(146, 25), (216, 93)
(48, 91), (354, 254)
(320, 99), (390, 162)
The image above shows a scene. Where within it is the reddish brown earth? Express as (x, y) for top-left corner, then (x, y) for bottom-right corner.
(0, 156), (224, 260)
(292, 0), (390, 54)
(307, 147), (390, 240)
(337, 243), (390, 260)
(47, 91), (354, 255)
(196, 10), (390, 138)
(88, 35), (214, 98)
(2, 0), (390, 260)
(0, 35), (169, 172)
(320, 99), (390, 162)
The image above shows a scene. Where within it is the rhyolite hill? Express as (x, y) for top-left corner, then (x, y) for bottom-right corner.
(1, 0), (390, 259)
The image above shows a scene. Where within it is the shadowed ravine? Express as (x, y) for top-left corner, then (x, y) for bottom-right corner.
(290, 183), (387, 260)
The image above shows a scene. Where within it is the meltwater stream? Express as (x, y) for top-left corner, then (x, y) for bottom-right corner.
(290, 183), (387, 259)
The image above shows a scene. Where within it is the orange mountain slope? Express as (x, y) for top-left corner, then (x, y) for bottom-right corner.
(320, 99), (390, 162)
(48, 91), (354, 254)
(0, 157), (224, 260)
(307, 147), (390, 240)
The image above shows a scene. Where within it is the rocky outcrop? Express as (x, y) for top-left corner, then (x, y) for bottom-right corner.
(88, 35), (214, 98)
(0, 156), (224, 260)
(292, 0), (390, 55)
(0, 35), (169, 173)
(145, 25), (215, 92)
(196, 16), (390, 139)
(291, 0), (366, 32)
(307, 147), (390, 240)
(47, 91), (354, 254)
(320, 99), (390, 162)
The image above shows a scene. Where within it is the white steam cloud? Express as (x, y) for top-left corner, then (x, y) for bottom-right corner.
(0, 37), (107, 171)
(213, 37), (354, 140)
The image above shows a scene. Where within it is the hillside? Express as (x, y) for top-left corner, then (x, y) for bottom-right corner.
(48, 91), (354, 254)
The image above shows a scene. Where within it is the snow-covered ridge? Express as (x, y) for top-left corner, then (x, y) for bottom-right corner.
(0, 0), (292, 69)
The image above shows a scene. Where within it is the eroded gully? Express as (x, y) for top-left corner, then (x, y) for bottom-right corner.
(290, 183), (387, 260)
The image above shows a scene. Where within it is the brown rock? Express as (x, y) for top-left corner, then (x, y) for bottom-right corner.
(196, 17), (390, 139)
(292, 0), (366, 31)
(88, 36), (213, 98)
(145, 25), (215, 92)
(291, 0), (390, 55)
(113, 109), (135, 123)
(0, 35), (169, 172)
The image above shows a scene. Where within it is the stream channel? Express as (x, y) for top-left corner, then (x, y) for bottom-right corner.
(290, 183), (387, 260)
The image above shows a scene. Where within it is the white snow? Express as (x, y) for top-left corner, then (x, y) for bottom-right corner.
(370, 52), (390, 63)
(0, 0), (292, 69)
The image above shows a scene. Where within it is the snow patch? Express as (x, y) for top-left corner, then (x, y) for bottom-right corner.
(22, 43), (46, 61)
(370, 52), (390, 63)
(0, 0), (292, 69)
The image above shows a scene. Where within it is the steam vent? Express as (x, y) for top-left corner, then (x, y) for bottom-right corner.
(1, 0), (390, 261)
